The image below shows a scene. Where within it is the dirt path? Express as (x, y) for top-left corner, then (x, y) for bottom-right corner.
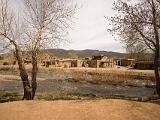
(0, 99), (160, 120)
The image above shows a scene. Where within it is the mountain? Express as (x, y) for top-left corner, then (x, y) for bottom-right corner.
(43, 49), (127, 59)
(0, 49), (128, 60)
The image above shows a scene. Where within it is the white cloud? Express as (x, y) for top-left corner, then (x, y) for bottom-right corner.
(12, 0), (126, 53)
(65, 0), (126, 52)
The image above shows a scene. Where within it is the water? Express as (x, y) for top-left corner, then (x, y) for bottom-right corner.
(0, 70), (155, 98)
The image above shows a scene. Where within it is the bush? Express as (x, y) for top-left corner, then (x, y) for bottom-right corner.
(3, 62), (10, 65)
(0, 91), (22, 103)
(0, 66), (16, 71)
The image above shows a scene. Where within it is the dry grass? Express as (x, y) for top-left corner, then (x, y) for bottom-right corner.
(0, 75), (45, 81)
(0, 90), (22, 103)
(0, 65), (17, 71)
(0, 65), (154, 76)
(67, 68), (154, 87)
(0, 65), (155, 86)
(69, 68), (154, 78)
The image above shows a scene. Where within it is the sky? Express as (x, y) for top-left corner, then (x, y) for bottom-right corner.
(65, 0), (125, 52)
(13, 0), (126, 53)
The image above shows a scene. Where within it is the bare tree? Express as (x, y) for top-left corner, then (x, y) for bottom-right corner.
(0, 0), (32, 100)
(23, 0), (76, 99)
(0, 0), (76, 100)
(109, 0), (160, 95)
(126, 43), (150, 61)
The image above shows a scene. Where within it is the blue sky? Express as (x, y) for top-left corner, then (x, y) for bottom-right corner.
(13, 0), (125, 53)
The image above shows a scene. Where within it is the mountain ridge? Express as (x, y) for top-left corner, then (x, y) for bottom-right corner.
(42, 49), (127, 58)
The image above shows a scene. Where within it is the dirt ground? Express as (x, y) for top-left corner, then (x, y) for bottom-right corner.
(0, 99), (160, 120)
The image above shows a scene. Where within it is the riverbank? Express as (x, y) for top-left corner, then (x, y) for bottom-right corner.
(0, 65), (157, 103)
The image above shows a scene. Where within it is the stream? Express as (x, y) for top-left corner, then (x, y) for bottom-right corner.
(0, 71), (155, 98)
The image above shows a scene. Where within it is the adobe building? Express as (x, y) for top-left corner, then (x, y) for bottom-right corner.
(0, 53), (17, 65)
(86, 55), (115, 68)
(116, 58), (135, 67)
(71, 60), (83, 67)
(22, 52), (57, 65)
(42, 59), (57, 67)
(23, 54), (32, 64)
(42, 54), (115, 68)
(133, 60), (160, 70)
(42, 59), (83, 68)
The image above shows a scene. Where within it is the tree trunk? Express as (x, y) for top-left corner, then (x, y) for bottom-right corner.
(31, 53), (38, 99)
(20, 70), (32, 100)
(14, 46), (32, 100)
(154, 44), (160, 95)
(152, 0), (160, 96)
